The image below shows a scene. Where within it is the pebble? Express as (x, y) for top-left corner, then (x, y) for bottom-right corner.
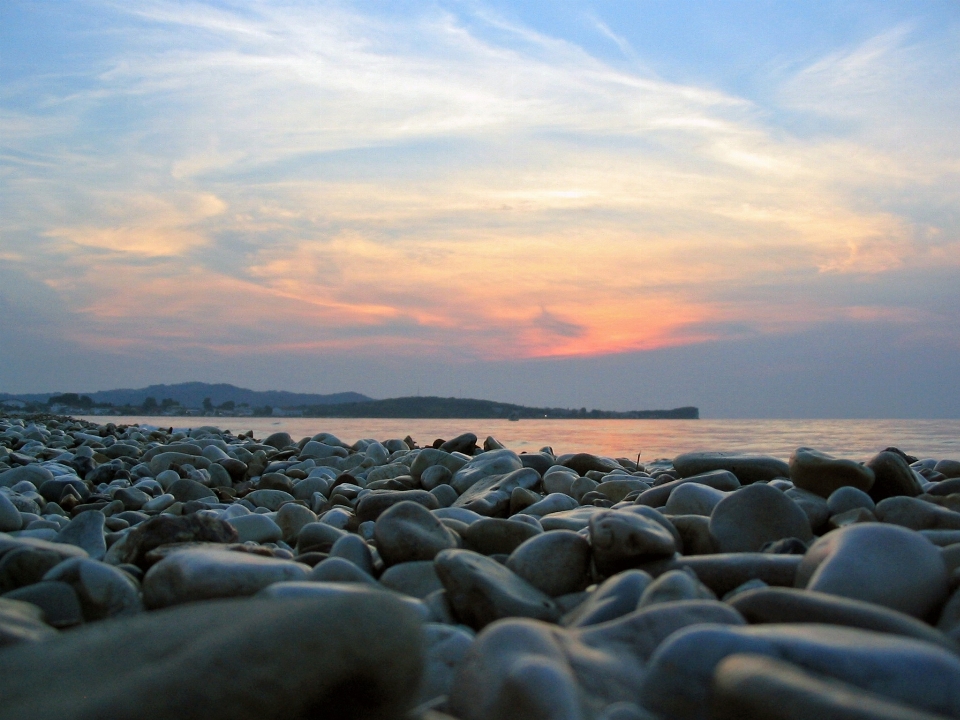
(875, 495), (960, 530)
(0, 464), (55, 489)
(789, 447), (875, 496)
(0, 596), (57, 646)
(273, 502), (317, 543)
(42, 556), (143, 620)
(784, 486), (831, 532)
(589, 509), (677, 575)
(664, 481), (726, 516)
(54, 510), (107, 560)
(0, 492), (23, 532)
(673, 452), (789, 484)
(649, 553), (803, 597)
(796, 522), (949, 618)
(506, 529), (592, 597)
(461, 517), (541, 556)
(4, 580), (85, 627)
(867, 450), (925, 500)
(379, 560), (445, 598)
(729, 586), (959, 653)
(449, 600), (743, 720)
(243, 488), (295, 511)
(2, 415), (959, 720)
(452, 467), (540, 517)
(328, 533), (376, 574)
(709, 482), (813, 553)
(420, 463), (454, 490)
(356, 488), (439, 523)
(564, 569), (653, 627)
(435, 548), (560, 629)
(643, 623), (960, 720)
(521, 491), (579, 516)
(936, 459), (960, 478)
(450, 449), (523, 495)
(0, 592), (424, 720)
(374, 500), (459, 566)
(104, 512), (239, 567)
(559, 452), (623, 475)
(712, 653), (954, 720)
(142, 547), (310, 608)
(826, 485), (876, 515)
(636, 469), (740, 508)
(307, 556), (377, 584)
(227, 513), (283, 543)
(167, 477), (216, 502)
(294, 521), (347, 554)
(0, 544), (65, 593)
(419, 623), (476, 707)
(637, 568), (715, 607)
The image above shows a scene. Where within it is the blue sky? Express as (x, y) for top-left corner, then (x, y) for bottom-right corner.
(1, 1), (958, 417)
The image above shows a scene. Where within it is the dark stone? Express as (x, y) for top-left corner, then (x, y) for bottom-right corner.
(85, 463), (130, 485)
(519, 452), (554, 475)
(462, 518), (541, 556)
(929, 478), (960, 496)
(114, 487), (151, 511)
(559, 453), (622, 476)
(113, 511), (149, 526)
(639, 553), (804, 597)
(440, 433), (478, 455)
(761, 537), (809, 555)
(70, 501), (109, 516)
(39, 477), (90, 503)
(883, 446), (919, 465)
(4, 580), (84, 628)
(356, 490), (439, 523)
(258, 473), (294, 493)
(564, 569), (653, 627)
(292, 552), (328, 567)
(263, 431), (294, 450)
(636, 470), (740, 508)
(673, 452), (789, 484)
(728, 586), (959, 654)
(868, 451), (924, 501)
(106, 513), (239, 569)
(0, 547), (64, 594)
(168, 478), (216, 503)
(452, 468), (541, 517)
(217, 458), (247, 482)
(295, 523), (348, 554)
(68, 456), (96, 478)
(0, 593), (424, 720)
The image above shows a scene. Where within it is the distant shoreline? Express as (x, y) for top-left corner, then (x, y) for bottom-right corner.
(1, 390), (699, 421)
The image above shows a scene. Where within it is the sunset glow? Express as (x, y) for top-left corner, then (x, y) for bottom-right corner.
(2, 1), (958, 415)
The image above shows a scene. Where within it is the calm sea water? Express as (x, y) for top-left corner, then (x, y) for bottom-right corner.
(80, 417), (960, 462)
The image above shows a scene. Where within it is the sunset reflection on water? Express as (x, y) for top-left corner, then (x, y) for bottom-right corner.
(81, 417), (960, 462)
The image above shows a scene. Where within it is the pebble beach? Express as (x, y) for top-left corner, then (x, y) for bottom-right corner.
(2, 414), (960, 720)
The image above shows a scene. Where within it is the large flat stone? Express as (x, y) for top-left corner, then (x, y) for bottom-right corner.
(0, 592), (423, 720)
(673, 453), (788, 484)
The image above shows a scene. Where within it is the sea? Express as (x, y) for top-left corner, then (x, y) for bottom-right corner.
(79, 417), (960, 463)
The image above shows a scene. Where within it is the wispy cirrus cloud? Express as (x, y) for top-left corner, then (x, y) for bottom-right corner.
(1, 0), (958, 374)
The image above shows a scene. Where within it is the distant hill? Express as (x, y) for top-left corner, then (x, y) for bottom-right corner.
(0, 383), (371, 409)
(302, 396), (698, 420)
(1, 384), (697, 419)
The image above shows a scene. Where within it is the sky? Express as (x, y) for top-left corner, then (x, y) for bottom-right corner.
(1, 0), (959, 418)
